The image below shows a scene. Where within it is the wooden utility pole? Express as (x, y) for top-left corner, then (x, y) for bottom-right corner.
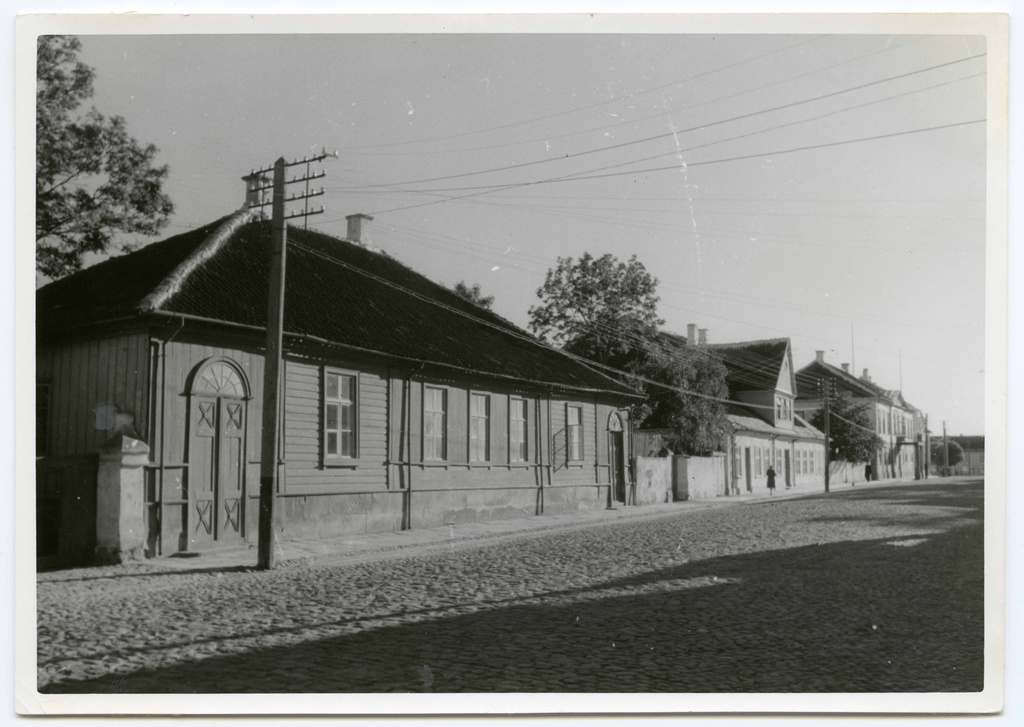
(257, 158), (287, 571)
(823, 378), (831, 494)
(246, 150), (334, 571)
(942, 420), (949, 477)
(924, 413), (930, 478)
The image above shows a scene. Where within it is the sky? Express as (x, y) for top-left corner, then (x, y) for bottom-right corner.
(64, 27), (991, 434)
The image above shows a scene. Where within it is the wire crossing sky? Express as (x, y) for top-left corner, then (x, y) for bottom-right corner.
(73, 31), (988, 434)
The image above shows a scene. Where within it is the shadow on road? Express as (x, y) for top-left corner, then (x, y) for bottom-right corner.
(40, 510), (984, 694)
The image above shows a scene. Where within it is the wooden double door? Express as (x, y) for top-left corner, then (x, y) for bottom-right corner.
(188, 361), (247, 548)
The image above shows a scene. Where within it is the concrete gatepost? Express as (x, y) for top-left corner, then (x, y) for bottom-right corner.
(95, 433), (150, 564)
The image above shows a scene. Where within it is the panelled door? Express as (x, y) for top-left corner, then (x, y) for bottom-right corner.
(188, 360), (247, 549)
(610, 431), (625, 503)
(608, 411), (626, 504)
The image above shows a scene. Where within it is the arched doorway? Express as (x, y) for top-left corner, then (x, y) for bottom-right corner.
(187, 358), (248, 549)
(608, 411), (626, 504)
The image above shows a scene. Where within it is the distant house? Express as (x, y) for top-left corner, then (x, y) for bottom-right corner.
(36, 209), (641, 565)
(794, 352), (926, 482)
(647, 326), (825, 496)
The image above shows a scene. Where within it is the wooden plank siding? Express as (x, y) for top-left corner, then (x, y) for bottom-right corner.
(36, 334), (151, 459)
(69, 329), (633, 550)
(282, 358), (389, 493)
(548, 397), (599, 485)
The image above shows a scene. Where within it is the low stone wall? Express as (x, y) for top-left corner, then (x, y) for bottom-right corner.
(633, 457), (674, 505)
(828, 460), (863, 485)
(675, 454), (727, 501)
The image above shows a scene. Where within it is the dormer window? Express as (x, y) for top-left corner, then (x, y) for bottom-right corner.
(775, 395), (792, 422)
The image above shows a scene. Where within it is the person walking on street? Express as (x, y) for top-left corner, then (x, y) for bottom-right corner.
(766, 465), (777, 496)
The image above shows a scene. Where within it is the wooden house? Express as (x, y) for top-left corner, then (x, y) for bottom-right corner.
(36, 209), (640, 565)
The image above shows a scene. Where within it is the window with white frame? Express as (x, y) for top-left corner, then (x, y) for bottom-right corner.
(509, 398), (528, 463)
(469, 393), (490, 462)
(323, 370), (357, 460)
(424, 386), (448, 460)
(567, 405), (583, 461)
(776, 396), (793, 422)
(755, 447), (762, 477)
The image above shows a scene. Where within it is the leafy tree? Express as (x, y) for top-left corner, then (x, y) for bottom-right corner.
(931, 439), (964, 469)
(809, 390), (883, 463)
(635, 341), (730, 455)
(36, 35), (174, 279)
(529, 252), (729, 455)
(453, 280), (494, 310)
(529, 253), (663, 370)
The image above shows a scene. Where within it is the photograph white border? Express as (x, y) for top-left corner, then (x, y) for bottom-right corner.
(10, 6), (1012, 719)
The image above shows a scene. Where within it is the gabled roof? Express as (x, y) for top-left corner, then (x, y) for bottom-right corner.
(795, 359), (882, 400)
(37, 211), (638, 398)
(659, 333), (793, 395)
(704, 338), (792, 395)
(794, 360), (921, 412)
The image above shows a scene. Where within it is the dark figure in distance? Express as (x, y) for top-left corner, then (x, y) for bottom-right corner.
(766, 465), (777, 495)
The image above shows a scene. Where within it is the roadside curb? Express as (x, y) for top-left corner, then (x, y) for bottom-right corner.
(60, 477), (952, 576)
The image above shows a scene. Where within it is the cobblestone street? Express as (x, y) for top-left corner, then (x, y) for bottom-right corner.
(36, 479), (984, 694)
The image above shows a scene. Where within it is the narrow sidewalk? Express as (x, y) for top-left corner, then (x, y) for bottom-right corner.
(138, 475), (924, 573)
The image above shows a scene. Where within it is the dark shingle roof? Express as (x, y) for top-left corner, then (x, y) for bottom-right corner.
(658, 333), (792, 397)
(37, 215), (232, 332)
(37, 213), (638, 397)
(704, 338), (791, 394)
(795, 359), (881, 399)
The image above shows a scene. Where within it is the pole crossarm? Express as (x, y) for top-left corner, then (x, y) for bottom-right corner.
(247, 186), (326, 209)
(241, 148), (338, 180)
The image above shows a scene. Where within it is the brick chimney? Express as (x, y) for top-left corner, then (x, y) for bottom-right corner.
(815, 350), (825, 363)
(862, 368), (871, 382)
(346, 213), (373, 246)
(841, 363), (850, 373)
(687, 323), (697, 344)
(698, 328), (708, 345)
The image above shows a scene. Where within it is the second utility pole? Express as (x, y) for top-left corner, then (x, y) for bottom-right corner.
(823, 380), (831, 494)
(257, 157), (288, 571)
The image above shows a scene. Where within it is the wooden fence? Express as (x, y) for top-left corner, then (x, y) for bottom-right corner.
(36, 455), (98, 569)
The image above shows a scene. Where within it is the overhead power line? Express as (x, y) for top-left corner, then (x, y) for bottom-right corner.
(334, 36), (827, 152)
(368, 118), (985, 214)
(344, 37), (928, 158)
(341, 53), (985, 192)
